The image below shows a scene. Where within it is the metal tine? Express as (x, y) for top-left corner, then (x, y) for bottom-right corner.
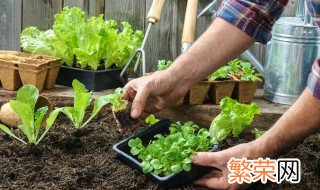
(120, 49), (141, 83)
(133, 49), (146, 76)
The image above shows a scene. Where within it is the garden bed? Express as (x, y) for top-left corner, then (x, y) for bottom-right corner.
(0, 111), (319, 190)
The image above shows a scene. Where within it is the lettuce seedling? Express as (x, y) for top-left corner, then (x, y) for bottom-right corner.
(209, 97), (261, 143)
(239, 62), (262, 82)
(207, 65), (231, 81)
(157, 60), (173, 71)
(128, 121), (212, 175)
(60, 79), (109, 129)
(145, 114), (159, 125)
(0, 85), (61, 145)
(251, 128), (266, 139)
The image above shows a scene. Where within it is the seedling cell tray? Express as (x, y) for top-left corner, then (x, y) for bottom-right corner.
(56, 66), (126, 91)
(113, 119), (219, 189)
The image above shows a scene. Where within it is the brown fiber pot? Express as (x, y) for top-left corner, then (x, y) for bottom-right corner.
(187, 81), (211, 105)
(18, 63), (49, 92)
(44, 60), (61, 89)
(209, 80), (236, 104)
(232, 81), (260, 104)
(0, 61), (22, 91)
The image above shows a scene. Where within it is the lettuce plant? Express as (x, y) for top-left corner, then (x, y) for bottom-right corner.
(239, 62), (263, 82)
(0, 85), (61, 145)
(157, 60), (173, 71)
(60, 79), (109, 129)
(20, 7), (143, 70)
(128, 121), (212, 175)
(102, 88), (128, 111)
(251, 128), (266, 139)
(145, 114), (159, 125)
(209, 97), (261, 143)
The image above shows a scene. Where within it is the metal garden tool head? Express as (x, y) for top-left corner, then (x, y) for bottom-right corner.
(120, 0), (166, 83)
(197, 0), (219, 20)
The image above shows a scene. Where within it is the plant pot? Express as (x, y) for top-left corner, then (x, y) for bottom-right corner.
(208, 80), (236, 104)
(232, 81), (260, 103)
(187, 81), (211, 105)
(0, 61), (22, 91)
(172, 97), (184, 107)
(56, 66), (125, 91)
(113, 119), (218, 189)
(18, 63), (48, 92)
(43, 59), (61, 90)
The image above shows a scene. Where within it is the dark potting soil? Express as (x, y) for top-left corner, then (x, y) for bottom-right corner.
(0, 115), (319, 190)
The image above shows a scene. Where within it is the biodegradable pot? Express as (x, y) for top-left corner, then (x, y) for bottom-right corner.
(187, 81), (211, 105)
(208, 80), (236, 104)
(232, 81), (260, 103)
(44, 60), (61, 89)
(112, 102), (143, 129)
(0, 62), (22, 91)
(18, 63), (48, 92)
(56, 66), (125, 91)
(172, 97), (184, 107)
(113, 119), (219, 189)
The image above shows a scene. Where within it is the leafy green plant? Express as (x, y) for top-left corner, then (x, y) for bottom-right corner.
(251, 128), (266, 139)
(207, 65), (231, 81)
(128, 121), (213, 175)
(145, 114), (159, 125)
(239, 62), (262, 82)
(209, 97), (261, 143)
(157, 60), (173, 71)
(102, 88), (128, 110)
(21, 7), (143, 70)
(0, 85), (61, 145)
(60, 79), (109, 129)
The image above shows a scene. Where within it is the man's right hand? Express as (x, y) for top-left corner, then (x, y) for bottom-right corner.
(122, 70), (187, 119)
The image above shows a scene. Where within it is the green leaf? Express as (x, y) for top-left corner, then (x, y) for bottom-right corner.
(34, 106), (48, 139)
(0, 124), (27, 144)
(251, 128), (266, 139)
(37, 108), (63, 145)
(73, 92), (92, 129)
(128, 138), (142, 148)
(16, 85), (39, 111)
(145, 114), (159, 125)
(171, 165), (182, 173)
(157, 60), (173, 71)
(102, 88), (127, 110)
(81, 95), (109, 128)
(72, 79), (88, 94)
(182, 164), (191, 171)
(130, 147), (141, 155)
(10, 100), (34, 143)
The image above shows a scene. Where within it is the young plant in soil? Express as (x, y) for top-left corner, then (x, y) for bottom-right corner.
(237, 61), (262, 82)
(129, 97), (261, 176)
(103, 88), (141, 129)
(157, 60), (173, 71)
(60, 79), (109, 129)
(0, 85), (61, 145)
(145, 114), (159, 125)
(251, 128), (266, 139)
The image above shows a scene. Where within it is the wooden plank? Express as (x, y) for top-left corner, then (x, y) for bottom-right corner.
(63, 0), (89, 15)
(22, 0), (62, 31)
(0, 0), (22, 51)
(145, 0), (187, 71)
(89, 0), (105, 17)
(104, 0), (145, 31)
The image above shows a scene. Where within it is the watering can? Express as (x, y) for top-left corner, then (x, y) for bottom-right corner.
(198, 0), (320, 105)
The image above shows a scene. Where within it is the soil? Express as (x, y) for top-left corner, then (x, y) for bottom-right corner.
(0, 114), (319, 190)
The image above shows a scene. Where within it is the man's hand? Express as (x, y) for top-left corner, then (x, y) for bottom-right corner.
(191, 143), (256, 190)
(122, 70), (187, 119)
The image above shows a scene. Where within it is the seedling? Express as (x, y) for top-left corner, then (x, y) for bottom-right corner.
(60, 79), (109, 129)
(209, 97), (261, 143)
(238, 62), (262, 82)
(207, 65), (231, 81)
(0, 85), (61, 145)
(157, 60), (173, 71)
(128, 121), (212, 176)
(145, 114), (159, 125)
(103, 88), (141, 129)
(251, 128), (266, 139)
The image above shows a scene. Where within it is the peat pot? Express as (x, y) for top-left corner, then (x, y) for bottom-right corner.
(187, 81), (211, 105)
(209, 80), (236, 104)
(232, 81), (260, 104)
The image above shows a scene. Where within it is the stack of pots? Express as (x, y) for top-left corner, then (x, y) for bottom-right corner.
(0, 51), (61, 92)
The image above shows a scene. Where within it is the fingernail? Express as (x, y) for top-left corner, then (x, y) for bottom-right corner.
(190, 153), (198, 161)
(131, 109), (139, 118)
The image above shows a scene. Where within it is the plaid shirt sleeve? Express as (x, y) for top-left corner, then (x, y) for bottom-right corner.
(216, 0), (288, 44)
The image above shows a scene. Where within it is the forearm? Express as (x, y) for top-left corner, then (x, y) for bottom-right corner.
(167, 18), (255, 92)
(250, 89), (320, 158)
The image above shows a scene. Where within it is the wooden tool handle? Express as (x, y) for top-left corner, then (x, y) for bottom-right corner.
(147, 0), (166, 23)
(182, 0), (199, 43)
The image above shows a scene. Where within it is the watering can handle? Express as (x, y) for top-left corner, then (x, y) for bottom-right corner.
(182, 0), (199, 44)
(147, 0), (166, 23)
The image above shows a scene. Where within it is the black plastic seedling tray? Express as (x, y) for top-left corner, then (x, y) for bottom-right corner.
(56, 66), (126, 91)
(113, 119), (219, 189)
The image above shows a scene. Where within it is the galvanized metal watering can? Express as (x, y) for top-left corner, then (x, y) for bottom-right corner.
(198, 0), (320, 105)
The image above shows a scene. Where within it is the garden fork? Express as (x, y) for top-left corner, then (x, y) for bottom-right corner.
(120, 0), (166, 83)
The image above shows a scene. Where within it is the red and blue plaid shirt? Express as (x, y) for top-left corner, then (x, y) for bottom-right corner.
(217, 0), (320, 99)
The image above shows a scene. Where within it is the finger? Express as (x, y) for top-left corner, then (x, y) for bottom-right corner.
(191, 152), (222, 167)
(194, 176), (226, 190)
(131, 87), (151, 119)
(122, 85), (136, 101)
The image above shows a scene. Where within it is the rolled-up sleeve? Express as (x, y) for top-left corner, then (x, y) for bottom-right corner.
(216, 0), (288, 44)
(308, 59), (320, 99)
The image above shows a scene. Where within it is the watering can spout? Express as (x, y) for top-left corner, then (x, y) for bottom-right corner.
(240, 50), (264, 75)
